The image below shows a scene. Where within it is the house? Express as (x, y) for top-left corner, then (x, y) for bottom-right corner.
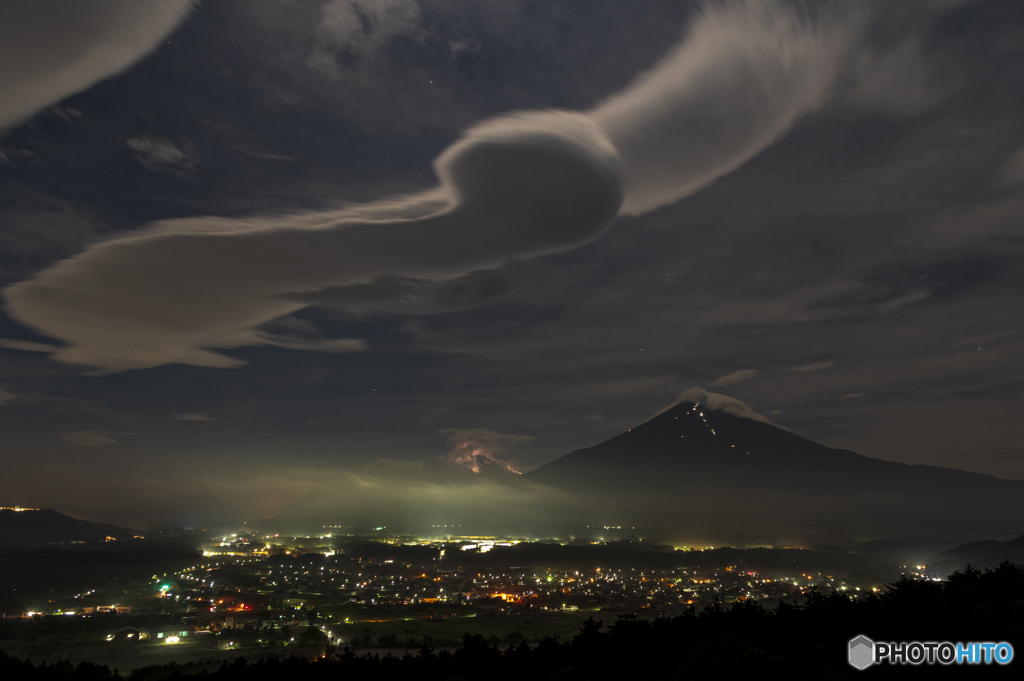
(106, 627), (143, 643)
(147, 623), (194, 642)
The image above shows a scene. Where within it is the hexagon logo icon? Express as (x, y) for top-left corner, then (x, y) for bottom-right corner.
(849, 635), (875, 670)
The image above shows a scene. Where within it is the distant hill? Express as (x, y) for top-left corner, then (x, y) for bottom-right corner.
(526, 388), (1024, 544)
(928, 534), (1024, 574)
(0, 508), (134, 547)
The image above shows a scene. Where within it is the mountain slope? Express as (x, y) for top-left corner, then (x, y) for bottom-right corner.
(928, 534), (1024, 573)
(0, 508), (134, 547)
(526, 391), (1024, 543)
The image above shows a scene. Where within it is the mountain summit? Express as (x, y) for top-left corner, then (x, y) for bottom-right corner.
(527, 388), (1024, 544)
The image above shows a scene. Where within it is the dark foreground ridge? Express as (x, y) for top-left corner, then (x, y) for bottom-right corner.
(2, 563), (1021, 680)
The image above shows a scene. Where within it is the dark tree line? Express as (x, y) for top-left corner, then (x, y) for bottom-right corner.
(2, 562), (1022, 680)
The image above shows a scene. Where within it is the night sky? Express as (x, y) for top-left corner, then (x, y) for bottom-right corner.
(0, 0), (1022, 528)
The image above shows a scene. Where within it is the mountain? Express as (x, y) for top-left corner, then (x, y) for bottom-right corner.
(0, 508), (135, 547)
(927, 534), (1024, 574)
(526, 389), (1024, 544)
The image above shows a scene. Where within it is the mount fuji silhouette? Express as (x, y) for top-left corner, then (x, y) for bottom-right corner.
(526, 388), (1024, 544)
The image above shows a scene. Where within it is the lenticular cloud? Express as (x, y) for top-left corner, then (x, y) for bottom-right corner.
(2, 0), (859, 372)
(592, 0), (850, 215)
(4, 112), (623, 371)
(0, 0), (197, 131)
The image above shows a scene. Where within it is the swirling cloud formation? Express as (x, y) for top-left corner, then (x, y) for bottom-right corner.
(3, 1), (859, 372)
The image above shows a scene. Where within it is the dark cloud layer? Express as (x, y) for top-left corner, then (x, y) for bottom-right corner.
(288, 260), (530, 315)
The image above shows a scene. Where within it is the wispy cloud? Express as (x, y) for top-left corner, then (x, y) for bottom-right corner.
(949, 331), (1016, 350)
(592, 0), (854, 215)
(60, 431), (118, 447)
(126, 135), (199, 175)
(789, 359), (835, 372)
(0, 339), (61, 353)
(307, 0), (423, 76)
(878, 287), (931, 314)
(710, 369), (758, 386)
(174, 413), (214, 422)
(662, 386), (782, 428)
(1000, 147), (1024, 186)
